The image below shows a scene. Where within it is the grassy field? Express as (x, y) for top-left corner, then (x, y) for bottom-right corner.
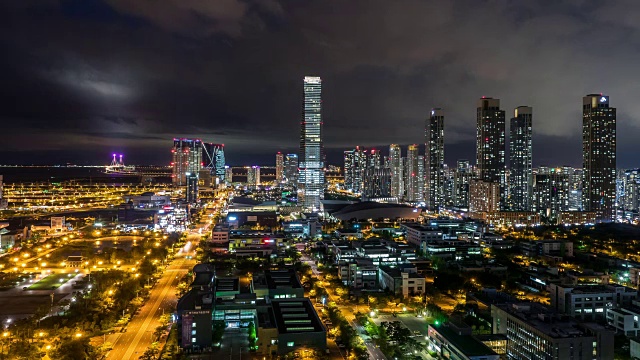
(28, 274), (73, 290)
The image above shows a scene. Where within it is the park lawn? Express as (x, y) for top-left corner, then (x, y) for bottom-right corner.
(28, 274), (72, 290)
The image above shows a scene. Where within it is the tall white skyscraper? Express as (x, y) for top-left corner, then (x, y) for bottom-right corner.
(298, 76), (325, 211)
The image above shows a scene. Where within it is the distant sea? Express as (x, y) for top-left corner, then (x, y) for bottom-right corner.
(0, 166), (168, 184)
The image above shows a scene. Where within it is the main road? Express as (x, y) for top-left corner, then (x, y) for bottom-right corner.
(302, 255), (387, 360)
(106, 239), (198, 360)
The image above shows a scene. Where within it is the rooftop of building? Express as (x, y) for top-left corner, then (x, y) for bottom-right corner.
(474, 334), (508, 342)
(560, 284), (637, 294)
(230, 197), (262, 206)
(494, 302), (594, 339)
(215, 277), (240, 293)
(330, 202), (418, 216)
(270, 298), (324, 334)
(177, 288), (214, 312)
(379, 264), (418, 278)
(608, 307), (640, 317)
(430, 324), (497, 357)
(254, 269), (302, 290)
(191, 264), (214, 287)
(401, 222), (441, 232)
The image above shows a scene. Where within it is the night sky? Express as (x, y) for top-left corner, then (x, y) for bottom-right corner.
(2, 1), (640, 167)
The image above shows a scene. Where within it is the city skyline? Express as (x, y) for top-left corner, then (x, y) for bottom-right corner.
(3, 1), (640, 167)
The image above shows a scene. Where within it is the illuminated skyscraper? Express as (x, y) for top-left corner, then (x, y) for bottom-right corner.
(203, 143), (225, 182)
(509, 106), (533, 211)
(172, 138), (202, 186)
(0, 175), (6, 209)
(476, 97), (506, 208)
(284, 154), (298, 186)
(453, 160), (474, 208)
(225, 166), (233, 183)
(276, 152), (284, 183)
(389, 144), (403, 199)
(426, 108), (445, 209)
(582, 94), (616, 221)
(417, 155), (425, 202)
(186, 172), (199, 203)
(298, 76), (325, 210)
(532, 167), (570, 220)
(343, 150), (355, 191)
(247, 166), (261, 186)
(405, 144), (420, 202)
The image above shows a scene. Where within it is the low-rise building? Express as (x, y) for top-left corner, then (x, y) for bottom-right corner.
(338, 258), (378, 289)
(256, 298), (326, 356)
(557, 211), (598, 225)
(606, 306), (640, 337)
(211, 225), (230, 252)
(491, 302), (614, 360)
(122, 192), (171, 208)
(483, 211), (541, 227)
(521, 240), (574, 258)
(550, 283), (638, 321)
(378, 265), (425, 298)
(401, 223), (444, 248)
(177, 264), (215, 351)
(334, 228), (363, 240)
(252, 269), (305, 300)
(427, 323), (499, 360)
(631, 337), (640, 359)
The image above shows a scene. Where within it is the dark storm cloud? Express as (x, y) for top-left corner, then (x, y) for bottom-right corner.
(1, 0), (640, 166)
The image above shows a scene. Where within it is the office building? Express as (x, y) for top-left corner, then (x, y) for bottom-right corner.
(389, 144), (403, 199)
(606, 304), (640, 337)
(491, 303), (614, 360)
(172, 138), (202, 186)
(582, 94), (616, 221)
(427, 323), (499, 360)
(186, 172), (199, 203)
(298, 76), (325, 211)
(256, 298), (326, 356)
(476, 98), (506, 208)
(275, 152), (284, 183)
(426, 108), (445, 210)
(509, 106), (533, 211)
(405, 144), (420, 202)
(378, 265), (426, 298)
(203, 143), (225, 183)
(284, 154), (298, 186)
(225, 166), (233, 183)
(549, 283), (637, 321)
